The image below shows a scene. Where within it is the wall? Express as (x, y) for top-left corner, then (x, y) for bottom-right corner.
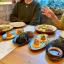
(0, 3), (14, 21)
(0, 0), (19, 21)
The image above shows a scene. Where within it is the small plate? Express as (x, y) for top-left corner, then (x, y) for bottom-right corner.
(29, 34), (49, 50)
(10, 22), (26, 28)
(2, 29), (22, 40)
(35, 24), (57, 34)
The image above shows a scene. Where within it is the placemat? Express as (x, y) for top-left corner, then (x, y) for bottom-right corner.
(0, 40), (16, 59)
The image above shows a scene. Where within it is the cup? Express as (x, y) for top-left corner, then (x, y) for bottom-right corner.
(47, 47), (63, 61)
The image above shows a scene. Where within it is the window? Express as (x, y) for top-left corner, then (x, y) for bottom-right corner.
(48, 0), (64, 9)
(35, 0), (49, 8)
(36, 0), (64, 9)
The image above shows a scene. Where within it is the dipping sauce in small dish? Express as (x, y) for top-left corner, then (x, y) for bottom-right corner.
(49, 50), (60, 56)
(47, 47), (63, 61)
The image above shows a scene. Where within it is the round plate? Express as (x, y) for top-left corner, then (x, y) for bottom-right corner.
(29, 34), (49, 50)
(0, 24), (13, 32)
(10, 22), (26, 28)
(35, 24), (57, 34)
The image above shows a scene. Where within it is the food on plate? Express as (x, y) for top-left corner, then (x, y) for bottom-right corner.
(36, 24), (57, 33)
(29, 34), (48, 50)
(36, 24), (48, 31)
(10, 22), (26, 28)
(6, 32), (14, 39)
(33, 39), (40, 48)
(45, 26), (53, 32)
(45, 29), (53, 32)
(0, 24), (13, 32)
(0, 35), (2, 41)
(16, 29), (22, 35)
(41, 35), (46, 42)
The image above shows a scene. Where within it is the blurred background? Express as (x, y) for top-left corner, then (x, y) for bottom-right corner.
(0, 0), (64, 21)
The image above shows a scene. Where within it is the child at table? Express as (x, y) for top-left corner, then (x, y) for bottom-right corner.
(10, 0), (41, 25)
(10, 0), (64, 30)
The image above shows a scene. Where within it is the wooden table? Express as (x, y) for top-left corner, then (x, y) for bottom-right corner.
(1, 45), (64, 64)
(0, 25), (64, 64)
(0, 61), (4, 64)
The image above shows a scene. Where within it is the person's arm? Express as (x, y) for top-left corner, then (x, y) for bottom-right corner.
(10, 2), (20, 22)
(29, 3), (41, 25)
(41, 7), (64, 30)
(60, 14), (64, 29)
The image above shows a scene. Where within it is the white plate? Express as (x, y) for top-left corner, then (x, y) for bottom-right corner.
(29, 34), (48, 50)
(0, 24), (13, 32)
(35, 24), (57, 33)
(10, 22), (26, 28)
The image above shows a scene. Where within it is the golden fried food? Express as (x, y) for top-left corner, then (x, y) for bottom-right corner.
(6, 32), (14, 39)
(0, 35), (2, 41)
(16, 29), (21, 35)
(33, 39), (40, 48)
(41, 35), (46, 42)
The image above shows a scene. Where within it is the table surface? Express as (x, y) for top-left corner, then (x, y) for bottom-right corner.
(0, 25), (64, 64)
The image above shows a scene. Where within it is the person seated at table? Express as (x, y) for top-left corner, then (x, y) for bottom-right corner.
(42, 7), (64, 30)
(10, 0), (41, 25)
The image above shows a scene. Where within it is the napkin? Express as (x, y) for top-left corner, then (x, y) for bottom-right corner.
(24, 25), (35, 32)
(0, 40), (16, 59)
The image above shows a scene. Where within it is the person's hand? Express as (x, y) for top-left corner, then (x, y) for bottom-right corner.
(41, 7), (62, 29)
(41, 7), (57, 19)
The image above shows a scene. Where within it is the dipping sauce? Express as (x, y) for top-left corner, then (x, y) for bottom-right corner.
(48, 47), (63, 57)
(47, 47), (63, 61)
(49, 50), (60, 56)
